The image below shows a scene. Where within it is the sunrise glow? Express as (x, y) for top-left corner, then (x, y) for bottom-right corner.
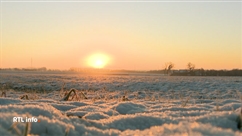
(86, 53), (111, 69)
(0, 2), (241, 70)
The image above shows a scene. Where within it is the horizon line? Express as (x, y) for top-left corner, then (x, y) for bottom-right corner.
(1, 1), (242, 3)
(1, 67), (241, 71)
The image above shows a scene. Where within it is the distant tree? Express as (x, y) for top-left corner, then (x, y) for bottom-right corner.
(200, 68), (205, 76)
(187, 62), (195, 75)
(164, 62), (174, 75)
(187, 62), (195, 72)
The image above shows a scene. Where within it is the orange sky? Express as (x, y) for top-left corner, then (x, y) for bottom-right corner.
(0, 2), (241, 70)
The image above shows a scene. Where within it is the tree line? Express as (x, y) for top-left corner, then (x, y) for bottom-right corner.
(151, 62), (242, 76)
(1, 63), (242, 76)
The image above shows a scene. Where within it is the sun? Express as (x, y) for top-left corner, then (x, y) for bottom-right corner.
(87, 53), (110, 68)
(94, 59), (104, 68)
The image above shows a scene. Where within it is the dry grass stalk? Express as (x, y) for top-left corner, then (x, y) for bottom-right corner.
(1, 84), (7, 97)
(182, 96), (190, 107)
(23, 118), (31, 136)
(62, 89), (77, 101)
(79, 91), (87, 99)
(1, 91), (6, 97)
(61, 88), (86, 101)
(59, 82), (66, 98)
(20, 94), (29, 100)
(95, 92), (101, 99)
(8, 122), (21, 136)
(65, 126), (70, 136)
(121, 95), (129, 101)
(237, 108), (242, 129)
(151, 93), (156, 101)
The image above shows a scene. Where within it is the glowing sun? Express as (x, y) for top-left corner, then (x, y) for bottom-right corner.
(87, 53), (110, 68)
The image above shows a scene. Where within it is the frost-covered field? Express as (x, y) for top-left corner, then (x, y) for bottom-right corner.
(0, 71), (242, 136)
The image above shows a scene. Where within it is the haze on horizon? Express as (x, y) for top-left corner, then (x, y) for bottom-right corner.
(0, 1), (241, 70)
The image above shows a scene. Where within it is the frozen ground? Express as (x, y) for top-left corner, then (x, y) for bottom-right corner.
(0, 71), (242, 136)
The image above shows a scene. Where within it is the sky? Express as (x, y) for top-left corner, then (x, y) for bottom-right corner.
(0, 0), (241, 70)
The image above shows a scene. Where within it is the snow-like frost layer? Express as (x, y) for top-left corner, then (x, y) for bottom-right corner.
(106, 115), (177, 131)
(51, 103), (77, 111)
(0, 72), (242, 135)
(121, 122), (242, 136)
(0, 104), (63, 119)
(84, 112), (110, 120)
(0, 98), (22, 105)
(113, 102), (147, 114)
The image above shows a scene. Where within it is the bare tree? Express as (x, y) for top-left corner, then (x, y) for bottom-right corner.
(164, 62), (174, 75)
(187, 62), (195, 72)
